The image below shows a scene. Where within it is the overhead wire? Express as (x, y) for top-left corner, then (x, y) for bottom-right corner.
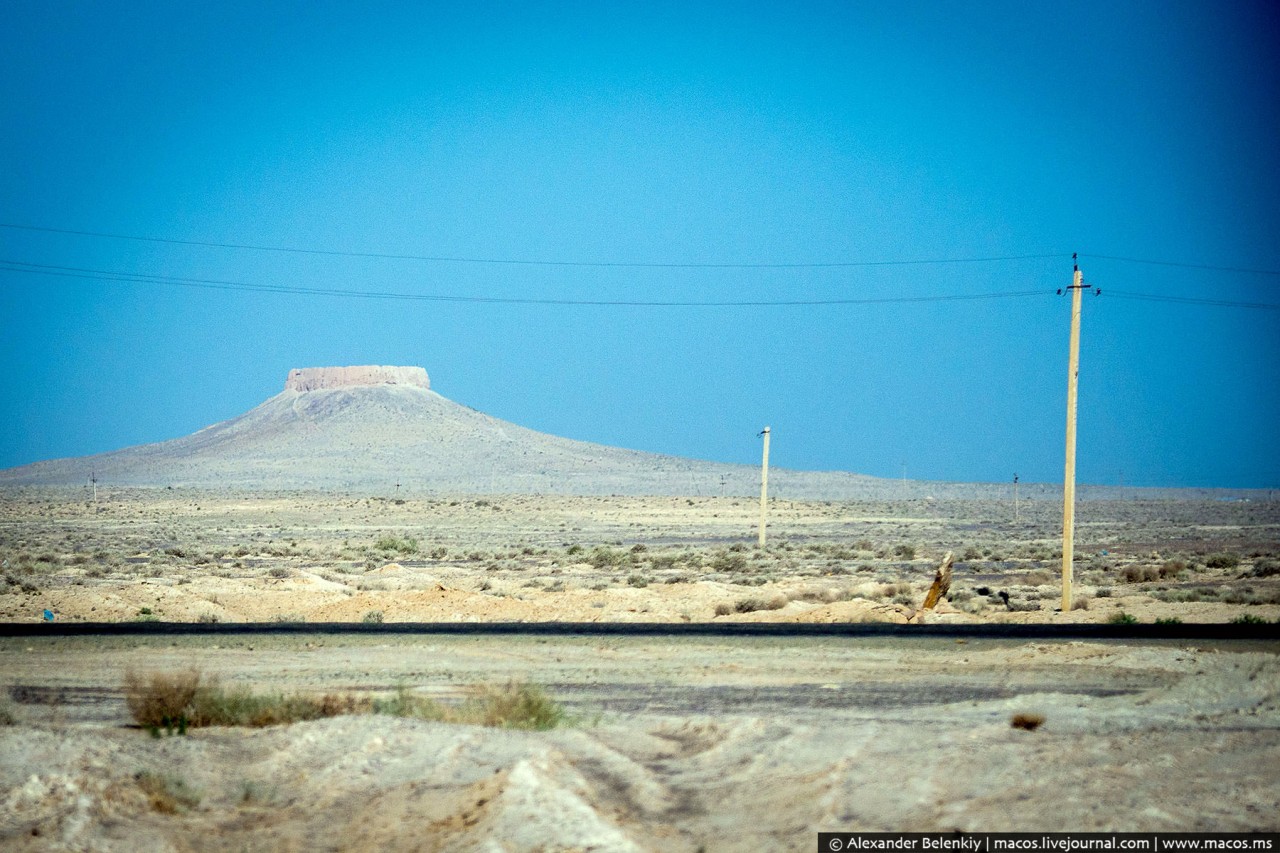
(0, 223), (1061, 269)
(0, 259), (1049, 306)
(2, 223), (1278, 309)
(4, 223), (1279, 276)
(1080, 253), (1280, 277)
(1103, 290), (1280, 311)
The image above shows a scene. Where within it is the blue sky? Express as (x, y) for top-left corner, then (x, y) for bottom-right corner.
(2, 1), (1278, 488)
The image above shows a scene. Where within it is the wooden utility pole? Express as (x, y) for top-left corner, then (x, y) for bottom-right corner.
(758, 427), (771, 547)
(1013, 473), (1019, 523)
(1061, 257), (1085, 612)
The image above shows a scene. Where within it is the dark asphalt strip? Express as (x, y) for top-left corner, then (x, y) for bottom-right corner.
(0, 621), (1276, 640)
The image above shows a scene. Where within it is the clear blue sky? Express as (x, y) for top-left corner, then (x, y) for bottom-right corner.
(2, 1), (1278, 488)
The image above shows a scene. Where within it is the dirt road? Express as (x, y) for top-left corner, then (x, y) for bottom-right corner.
(1, 634), (1276, 850)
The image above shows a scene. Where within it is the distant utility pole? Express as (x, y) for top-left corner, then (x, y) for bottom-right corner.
(88, 471), (97, 507)
(1060, 254), (1099, 613)
(1013, 473), (1019, 523)
(758, 427), (771, 547)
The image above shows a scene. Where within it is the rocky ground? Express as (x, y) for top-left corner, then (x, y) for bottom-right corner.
(1, 489), (1277, 625)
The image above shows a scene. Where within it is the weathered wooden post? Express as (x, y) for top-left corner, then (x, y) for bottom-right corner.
(758, 427), (771, 547)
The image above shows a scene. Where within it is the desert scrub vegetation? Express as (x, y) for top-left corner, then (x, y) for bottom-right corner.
(374, 535), (419, 555)
(708, 550), (748, 572)
(135, 770), (202, 813)
(732, 594), (788, 613)
(587, 545), (635, 570)
(124, 669), (564, 732)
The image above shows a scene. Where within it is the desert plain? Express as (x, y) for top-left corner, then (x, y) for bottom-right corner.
(0, 487), (1278, 849)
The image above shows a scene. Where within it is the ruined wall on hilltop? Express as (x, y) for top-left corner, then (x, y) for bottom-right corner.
(284, 366), (430, 392)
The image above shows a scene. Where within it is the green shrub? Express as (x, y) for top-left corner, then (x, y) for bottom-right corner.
(1230, 614), (1266, 624)
(362, 610), (384, 624)
(374, 536), (419, 555)
(1244, 559), (1280, 578)
(709, 551), (748, 572)
(588, 546), (631, 570)
(1108, 611), (1138, 625)
(1204, 552), (1240, 569)
(893, 544), (916, 560)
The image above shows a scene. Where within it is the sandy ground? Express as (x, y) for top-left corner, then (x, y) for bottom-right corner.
(1, 490), (1277, 848)
(0, 634), (1277, 850)
(2, 490), (1278, 625)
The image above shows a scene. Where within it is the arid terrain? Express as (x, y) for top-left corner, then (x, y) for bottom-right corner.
(1, 488), (1278, 849)
(1, 633), (1278, 849)
(2, 488), (1277, 625)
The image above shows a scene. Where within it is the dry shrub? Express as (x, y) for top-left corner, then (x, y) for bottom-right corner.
(125, 671), (563, 732)
(189, 681), (371, 727)
(457, 681), (564, 730)
(1122, 565), (1160, 583)
(374, 682), (564, 730)
(793, 587), (849, 603)
(1010, 712), (1045, 731)
(734, 595), (787, 613)
(135, 770), (201, 813)
(713, 602), (733, 616)
(123, 669), (201, 730)
(125, 669), (369, 730)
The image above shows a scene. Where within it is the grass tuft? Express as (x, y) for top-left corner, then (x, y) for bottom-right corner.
(123, 670), (564, 731)
(135, 770), (201, 813)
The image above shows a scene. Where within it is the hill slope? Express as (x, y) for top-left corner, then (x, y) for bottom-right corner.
(2, 366), (895, 496)
(5, 367), (1254, 500)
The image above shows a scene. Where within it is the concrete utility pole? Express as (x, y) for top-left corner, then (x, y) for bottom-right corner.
(1061, 256), (1086, 613)
(758, 427), (771, 547)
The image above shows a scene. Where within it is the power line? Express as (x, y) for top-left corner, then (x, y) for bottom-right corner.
(1105, 289), (1280, 311)
(0, 258), (1049, 307)
(0, 223), (1061, 269)
(1081, 253), (1280, 276)
(3, 224), (1276, 276)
